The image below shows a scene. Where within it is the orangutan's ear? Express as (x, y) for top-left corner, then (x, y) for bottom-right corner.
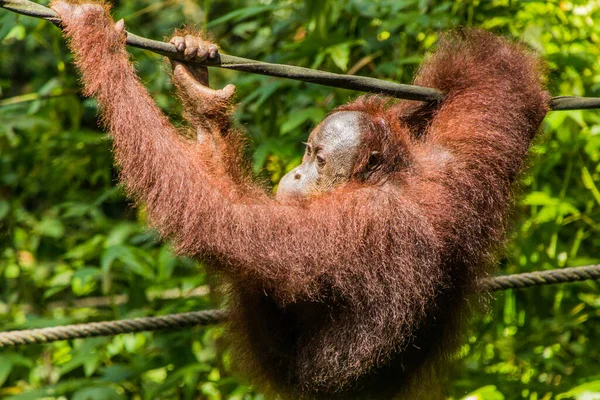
(366, 151), (382, 172)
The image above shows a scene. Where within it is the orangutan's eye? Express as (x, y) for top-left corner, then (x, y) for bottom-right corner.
(317, 154), (326, 168)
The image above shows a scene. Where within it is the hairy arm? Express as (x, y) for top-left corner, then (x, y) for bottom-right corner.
(53, 4), (545, 306)
(171, 60), (254, 194)
(52, 2), (443, 301)
(168, 34), (247, 185)
(421, 31), (548, 177)
(415, 30), (549, 269)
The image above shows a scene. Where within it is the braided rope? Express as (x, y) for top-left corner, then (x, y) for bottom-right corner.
(0, 310), (227, 347)
(0, 265), (598, 348)
(482, 264), (600, 291)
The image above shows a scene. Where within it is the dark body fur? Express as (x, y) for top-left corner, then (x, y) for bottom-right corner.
(51, 2), (549, 398)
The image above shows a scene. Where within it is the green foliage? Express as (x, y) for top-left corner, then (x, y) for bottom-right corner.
(1, 0), (600, 398)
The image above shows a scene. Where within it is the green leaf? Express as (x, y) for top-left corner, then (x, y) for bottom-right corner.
(65, 235), (105, 260)
(557, 380), (600, 399)
(34, 218), (65, 239)
(242, 81), (285, 109)
(3, 25), (25, 42)
(100, 365), (138, 383)
(101, 245), (154, 279)
(71, 267), (101, 296)
(72, 386), (125, 400)
(105, 223), (139, 247)
(581, 166), (600, 206)
(521, 191), (557, 206)
(280, 107), (325, 135)
(0, 357), (13, 387)
(157, 246), (176, 281)
(0, 353), (33, 387)
(327, 43), (351, 71)
(461, 385), (505, 400)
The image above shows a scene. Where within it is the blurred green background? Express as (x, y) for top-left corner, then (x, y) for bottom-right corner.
(1, 0), (600, 399)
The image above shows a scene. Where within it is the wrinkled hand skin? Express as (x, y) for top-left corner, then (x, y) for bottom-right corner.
(51, 0), (124, 42)
(171, 35), (219, 62)
(52, 0), (104, 21)
(168, 34), (242, 185)
(169, 34), (236, 118)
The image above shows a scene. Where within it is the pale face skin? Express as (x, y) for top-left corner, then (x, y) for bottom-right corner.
(276, 111), (367, 201)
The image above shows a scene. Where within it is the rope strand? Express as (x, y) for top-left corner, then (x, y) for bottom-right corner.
(0, 310), (227, 347)
(0, 265), (598, 348)
(482, 264), (600, 291)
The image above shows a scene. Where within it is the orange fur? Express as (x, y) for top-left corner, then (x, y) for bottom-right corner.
(51, 2), (549, 398)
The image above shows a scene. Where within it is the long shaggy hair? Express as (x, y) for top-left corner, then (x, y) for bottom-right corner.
(53, 2), (548, 397)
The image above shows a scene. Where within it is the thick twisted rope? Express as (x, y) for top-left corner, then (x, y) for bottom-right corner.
(0, 310), (227, 347)
(2, 0), (600, 109)
(482, 264), (600, 291)
(0, 265), (598, 348)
